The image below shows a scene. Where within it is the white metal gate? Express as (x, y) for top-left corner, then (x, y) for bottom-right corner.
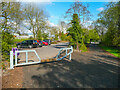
(10, 46), (73, 69)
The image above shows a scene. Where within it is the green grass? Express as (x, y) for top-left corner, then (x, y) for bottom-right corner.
(99, 45), (120, 58)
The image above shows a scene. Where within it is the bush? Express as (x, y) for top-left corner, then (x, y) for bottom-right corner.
(79, 37), (87, 52)
(79, 43), (87, 52)
(2, 31), (13, 61)
(51, 41), (57, 44)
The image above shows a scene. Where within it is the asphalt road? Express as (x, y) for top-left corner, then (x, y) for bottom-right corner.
(22, 44), (119, 88)
(18, 42), (69, 63)
(2, 43), (119, 88)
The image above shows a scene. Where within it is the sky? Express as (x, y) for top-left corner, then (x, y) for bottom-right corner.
(22, 1), (110, 35)
(43, 2), (108, 26)
(6, 0), (118, 35)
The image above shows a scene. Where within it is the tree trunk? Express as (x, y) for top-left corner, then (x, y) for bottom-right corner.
(33, 31), (35, 39)
(33, 26), (35, 39)
(77, 41), (79, 50)
(74, 42), (75, 49)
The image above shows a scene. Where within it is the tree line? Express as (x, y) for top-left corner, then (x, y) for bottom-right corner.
(94, 2), (120, 47)
(65, 1), (120, 52)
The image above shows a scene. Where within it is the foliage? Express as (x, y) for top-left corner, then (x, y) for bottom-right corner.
(88, 29), (99, 42)
(29, 36), (34, 39)
(65, 1), (91, 23)
(55, 33), (59, 41)
(79, 43), (87, 52)
(42, 33), (48, 40)
(67, 14), (86, 50)
(97, 2), (120, 47)
(36, 30), (42, 40)
(50, 27), (59, 41)
(2, 31), (13, 61)
(65, 1), (91, 51)
(60, 31), (66, 41)
(23, 3), (47, 39)
(51, 41), (57, 44)
(1, 2), (49, 70)
(1, 2), (19, 62)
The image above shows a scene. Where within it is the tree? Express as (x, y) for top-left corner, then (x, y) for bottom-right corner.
(36, 29), (42, 40)
(89, 29), (99, 42)
(97, 2), (120, 46)
(1, 2), (21, 61)
(42, 32), (48, 40)
(23, 3), (46, 39)
(49, 26), (59, 40)
(60, 31), (66, 41)
(65, 1), (91, 24)
(65, 1), (91, 51)
(10, 2), (24, 33)
(67, 14), (82, 50)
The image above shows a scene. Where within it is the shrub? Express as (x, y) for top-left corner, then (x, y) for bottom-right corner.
(79, 37), (87, 52)
(2, 31), (13, 61)
(79, 43), (87, 52)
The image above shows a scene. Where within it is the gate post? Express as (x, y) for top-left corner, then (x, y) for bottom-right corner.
(10, 51), (14, 69)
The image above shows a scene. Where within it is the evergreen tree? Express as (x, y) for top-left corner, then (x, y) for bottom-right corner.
(68, 14), (82, 50)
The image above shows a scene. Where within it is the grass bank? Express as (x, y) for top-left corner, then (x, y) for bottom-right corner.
(99, 45), (120, 58)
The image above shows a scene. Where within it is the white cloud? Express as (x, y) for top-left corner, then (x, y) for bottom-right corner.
(97, 7), (104, 11)
(46, 21), (58, 27)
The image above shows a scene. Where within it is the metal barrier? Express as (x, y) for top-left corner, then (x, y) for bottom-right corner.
(10, 50), (41, 69)
(56, 46), (73, 61)
(10, 46), (73, 69)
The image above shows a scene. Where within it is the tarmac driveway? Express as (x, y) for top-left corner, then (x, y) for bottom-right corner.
(22, 44), (119, 88)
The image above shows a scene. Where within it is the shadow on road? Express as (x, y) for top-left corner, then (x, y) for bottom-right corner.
(52, 42), (70, 49)
(30, 53), (118, 88)
(53, 44), (68, 49)
(22, 44), (119, 88)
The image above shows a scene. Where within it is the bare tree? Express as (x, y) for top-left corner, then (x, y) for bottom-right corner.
(23, 3), (47, 39)
(65, 0), (91, 24)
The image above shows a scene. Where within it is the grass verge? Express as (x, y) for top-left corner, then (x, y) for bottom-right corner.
(99, 45), (120, 58)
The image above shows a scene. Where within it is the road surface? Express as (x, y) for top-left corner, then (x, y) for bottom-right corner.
(18, 42), (69, 63)
(2, 43), (119, 88)
(22, 44), (119, 88)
